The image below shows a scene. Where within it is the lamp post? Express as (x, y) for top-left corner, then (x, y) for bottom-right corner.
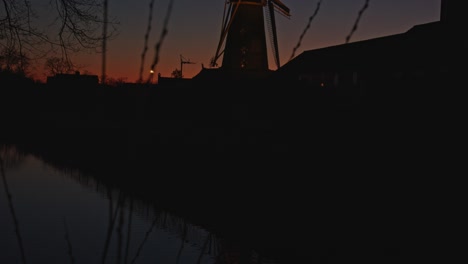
(150, 70), (154, 83)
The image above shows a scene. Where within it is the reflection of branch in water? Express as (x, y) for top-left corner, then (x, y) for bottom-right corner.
(175, 222), (188, 264)
(101, 189), (124, 264)
(2, 144), (287, 263)
(124, 198), (133, 264)
(63, 217), (76, 264)
(0, 155), (27, 264)
(50, 164), (223, 263)
(345, 0), (370, 43)
(130, 214), (159, 264)
(117, 195), (126, 264)
(196, 234), (212, 264)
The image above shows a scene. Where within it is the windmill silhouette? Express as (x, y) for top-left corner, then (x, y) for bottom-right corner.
(210, 0), (290, 73)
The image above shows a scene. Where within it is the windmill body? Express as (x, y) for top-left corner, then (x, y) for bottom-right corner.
(222, 0), (269, 72)
(202, 0), (290, 81)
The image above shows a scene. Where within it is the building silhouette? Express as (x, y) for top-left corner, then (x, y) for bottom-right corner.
(272, 0), (457, 103)
(46, 71), (99, 87)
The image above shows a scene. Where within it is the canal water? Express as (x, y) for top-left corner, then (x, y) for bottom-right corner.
(0, 136), (441, 264)
(1, 144), (226, 264)
(2, 134), (324, 264)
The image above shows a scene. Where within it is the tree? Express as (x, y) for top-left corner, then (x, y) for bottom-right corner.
(0, 46), (30, 75)
(106, 77), (127, 87)
(44, 57), (73, 76)
(171, 68), (182, 79)
(1, 0), (118, 79)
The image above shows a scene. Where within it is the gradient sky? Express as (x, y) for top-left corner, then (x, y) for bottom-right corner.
(35, 0), (442, 82)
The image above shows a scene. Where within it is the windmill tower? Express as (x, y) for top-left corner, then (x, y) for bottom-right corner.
(210, 0), (290, 76)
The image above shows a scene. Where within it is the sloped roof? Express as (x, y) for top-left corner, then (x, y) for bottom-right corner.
(276, 21), (445, 74)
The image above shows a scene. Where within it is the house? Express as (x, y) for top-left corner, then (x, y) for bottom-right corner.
(272, 0), (459, 103)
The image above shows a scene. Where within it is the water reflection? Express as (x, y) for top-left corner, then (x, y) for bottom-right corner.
(0, 143), (285, 264)
(1, 144), (27, 263)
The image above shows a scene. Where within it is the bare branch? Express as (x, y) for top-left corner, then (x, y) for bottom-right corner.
(1, 0), (119, 78)
(148, 0), (175, 84)
(289, 0), (322, 61)
(345, 0), (370, 44)
(138, 0), (156, 83)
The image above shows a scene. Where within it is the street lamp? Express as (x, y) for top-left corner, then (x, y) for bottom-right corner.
(150, 69), (154, 83)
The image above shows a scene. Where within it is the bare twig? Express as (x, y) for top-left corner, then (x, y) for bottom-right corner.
(345, 0), (370, 44)
(2, 0), (118, 75)
(147, 0), (175, 83)
(138, 0), (156, 83)
(289, 0), (323, 61)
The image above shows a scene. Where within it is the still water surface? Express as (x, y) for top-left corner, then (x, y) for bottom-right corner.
(1, 144), (279, 264)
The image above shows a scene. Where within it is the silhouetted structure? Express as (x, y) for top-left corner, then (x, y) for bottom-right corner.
(441, 0), (462, 26)
(272, 0), (457, 103)
(47, 71), (99, 87)
(194, 0), (290, 82)
(157, 74), (192, 86)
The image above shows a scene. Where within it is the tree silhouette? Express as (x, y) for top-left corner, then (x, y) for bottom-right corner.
(44, 56), (73, 75)
(0, 0), (117, 78)
(171, 68), (182, 78)
(0, 46), (30, 76)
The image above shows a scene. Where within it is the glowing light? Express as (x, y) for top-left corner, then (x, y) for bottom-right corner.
(150, 70), (154, 74)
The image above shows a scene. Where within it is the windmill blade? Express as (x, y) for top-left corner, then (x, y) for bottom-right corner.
(267, 0), (281, 69)
(271, 0), (290, 17)
(211, 1), (240, 67)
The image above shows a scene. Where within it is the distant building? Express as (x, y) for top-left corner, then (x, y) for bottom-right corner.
(272, 0), (458, 102)
(47, 71), (99, 87)
(157, 74), (192, 87)
(274, 22), (448, 86)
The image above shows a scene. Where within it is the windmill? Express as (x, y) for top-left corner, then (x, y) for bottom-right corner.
(210, 0), (290, 72)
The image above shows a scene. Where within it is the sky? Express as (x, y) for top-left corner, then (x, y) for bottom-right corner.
(33, 0), (442, 83)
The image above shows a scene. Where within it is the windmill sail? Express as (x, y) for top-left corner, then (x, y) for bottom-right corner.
(271, 0), (290, 16)
(267, 0), (290, 69)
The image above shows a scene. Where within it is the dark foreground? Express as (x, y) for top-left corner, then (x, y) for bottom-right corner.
(0, 77), (454, 262)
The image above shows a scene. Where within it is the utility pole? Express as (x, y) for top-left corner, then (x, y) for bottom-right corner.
(101, 0), (108, 84)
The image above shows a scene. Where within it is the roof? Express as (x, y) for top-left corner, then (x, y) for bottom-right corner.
(275, 21), (447, 74)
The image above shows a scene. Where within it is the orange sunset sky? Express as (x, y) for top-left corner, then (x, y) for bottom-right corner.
(32, 0), (441, 83)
